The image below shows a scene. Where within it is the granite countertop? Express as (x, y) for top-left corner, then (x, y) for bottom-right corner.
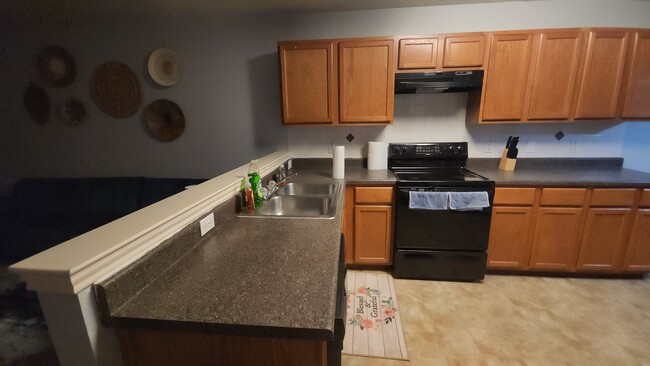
(293, 158), (397, 185)
(94, 157), (650, 341)
(467, 158), (650, 187)
(96, 167), (347, 340)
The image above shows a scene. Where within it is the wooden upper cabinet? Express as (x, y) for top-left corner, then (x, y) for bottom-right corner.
(279, 42), (336, 124)
(481, 33), (535, 121)
(399, 38), (439, 69)
(339, 40), (395, 123)
(574, 30), (629, 119)
(443, 35), (486, 68)
(619, 30), (650, 119)
(526, 31), (583, 120)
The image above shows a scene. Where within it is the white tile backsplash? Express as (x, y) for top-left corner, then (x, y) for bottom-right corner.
(287, 93), (627, 159)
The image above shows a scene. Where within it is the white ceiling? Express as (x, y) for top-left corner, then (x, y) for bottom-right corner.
(2, 0), (534, 28)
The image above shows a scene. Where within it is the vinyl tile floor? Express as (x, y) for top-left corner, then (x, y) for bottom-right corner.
(342, 274), (650, 366)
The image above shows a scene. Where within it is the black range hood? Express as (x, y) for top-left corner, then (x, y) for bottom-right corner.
(395, 70), (484, 94)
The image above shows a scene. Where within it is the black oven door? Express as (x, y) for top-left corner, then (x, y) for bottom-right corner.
(394, 185), (493, 251)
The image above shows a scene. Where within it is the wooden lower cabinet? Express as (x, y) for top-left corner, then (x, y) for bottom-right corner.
(487, 186), (649, 275)
(623, 209), (650, 272)
(528, 207), (584, 271)
(575, 208), (632, 272)
(117, 328), (327, 366)
(354, 205), (392, 264)
(487, 206), (533, 270)
(344, 185), (394, 266)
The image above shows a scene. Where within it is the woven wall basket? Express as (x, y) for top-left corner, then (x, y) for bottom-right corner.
(92, 61), (142, 118)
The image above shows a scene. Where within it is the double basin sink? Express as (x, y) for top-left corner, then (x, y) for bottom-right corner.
(240, 182), (340, 219)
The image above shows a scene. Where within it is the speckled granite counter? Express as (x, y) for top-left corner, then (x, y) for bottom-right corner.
(293, 158), (397, 185)
(467, 158), (650, 188)
(96, 168), (345, 341)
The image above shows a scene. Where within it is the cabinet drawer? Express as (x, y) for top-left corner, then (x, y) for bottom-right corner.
(540, 188), (586, 206)
(640, 189), (650, 207)
(590, 189), (637, 207)
(493, 188), (536, 205)
(355, 187), (394, 204)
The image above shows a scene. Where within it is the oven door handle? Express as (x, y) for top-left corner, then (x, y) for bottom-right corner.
(402, 251), (483, 260)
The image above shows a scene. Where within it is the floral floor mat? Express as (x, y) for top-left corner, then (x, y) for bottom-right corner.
(343, 271), (409, 360)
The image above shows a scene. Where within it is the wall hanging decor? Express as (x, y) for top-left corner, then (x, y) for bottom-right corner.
(39, 46), (76, 87)
(145, 99), (185, 142)
(92, 61), (142, 118)
(147, 48), (183, 87)
(23, 82), (51, 124)
(60, 98), (86, 125)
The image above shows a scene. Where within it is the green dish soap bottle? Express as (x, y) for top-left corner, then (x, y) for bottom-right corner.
(247, 160), (264, 208)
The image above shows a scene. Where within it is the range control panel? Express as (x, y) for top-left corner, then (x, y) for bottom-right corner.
(389, 142), (468, 158)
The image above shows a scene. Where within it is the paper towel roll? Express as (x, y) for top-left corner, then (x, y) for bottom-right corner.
(333, 146), (345, 179)
(368, 141), (388, 170)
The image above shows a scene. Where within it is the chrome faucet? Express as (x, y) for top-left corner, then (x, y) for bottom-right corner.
(266, 172), (298, 199)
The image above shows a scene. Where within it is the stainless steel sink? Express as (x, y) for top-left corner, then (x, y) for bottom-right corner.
(253, 196), (335, 218)
(275, 183), (337, 196)
(239, 182), (340, 219)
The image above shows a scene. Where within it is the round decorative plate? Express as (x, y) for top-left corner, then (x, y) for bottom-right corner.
(145, 99), (185, 142)
(39, 46), (76, 87)
(147, 48), (183, 87)
(91, 61), (142, 118)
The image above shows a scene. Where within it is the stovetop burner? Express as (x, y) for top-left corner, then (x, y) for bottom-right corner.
(393, 169), (489, 183)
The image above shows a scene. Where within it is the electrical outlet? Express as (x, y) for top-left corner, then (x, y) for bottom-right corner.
(484, 141), (493, 153)
(328, 143), (335, 154)
(570, 140), (578, 154)
(526, 140), (536, 154)
(199, 213), (215, 236)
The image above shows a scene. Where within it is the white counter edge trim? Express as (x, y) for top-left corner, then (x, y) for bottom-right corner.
(9, 151), (292, 294)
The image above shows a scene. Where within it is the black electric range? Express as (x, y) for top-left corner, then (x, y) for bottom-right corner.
(389, 142), (495, 282)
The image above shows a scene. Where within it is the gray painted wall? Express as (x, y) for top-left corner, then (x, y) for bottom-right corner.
(0, 16), (290, 181)
(1, 0), (649, 183)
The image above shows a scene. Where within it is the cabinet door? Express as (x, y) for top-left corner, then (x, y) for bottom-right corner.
(527, 31), (583, 120)
(576, 208), (631, 272)
(529, 207), (584, 271)
(481, 33), (535, 121)
(574, 30), (629, 119)
(354, 205), (392, 265)
(279, 42), (336, 124)
(339, 40), (395, 123)
(620, 30), (650, 119)
(623, 209), (650, 272)
(487, 207), (533, 270)
(343, 186), (355, 264)
(443, 35), (486, 68)
(398, 38), (439, 69)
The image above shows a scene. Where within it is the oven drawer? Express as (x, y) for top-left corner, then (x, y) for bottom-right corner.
(393, 249), (487, 281)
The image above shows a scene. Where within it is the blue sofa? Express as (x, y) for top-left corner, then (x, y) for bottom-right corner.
(0, 177), (206, 263)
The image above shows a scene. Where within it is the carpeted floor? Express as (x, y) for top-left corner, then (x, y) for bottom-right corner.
(0, 265), (59, 366)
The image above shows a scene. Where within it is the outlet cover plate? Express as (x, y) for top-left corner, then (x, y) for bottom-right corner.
(200, 213), (215, 236)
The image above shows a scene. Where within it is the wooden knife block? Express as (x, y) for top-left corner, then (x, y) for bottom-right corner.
(498, 149), (517, 171)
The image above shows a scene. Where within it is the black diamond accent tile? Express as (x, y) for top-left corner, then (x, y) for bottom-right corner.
(346, 133), (355, 142)
(554, 131), (565, 141)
